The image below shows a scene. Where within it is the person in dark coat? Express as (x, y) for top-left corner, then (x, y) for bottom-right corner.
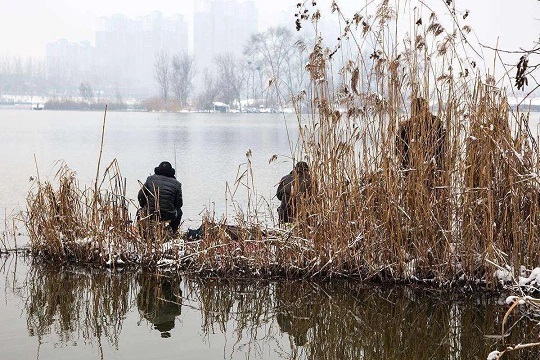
(137, 274), (182, 338)
(276, 161), (311, 224)
(396, 97), (446, 171)
(138, 161), (183, 233)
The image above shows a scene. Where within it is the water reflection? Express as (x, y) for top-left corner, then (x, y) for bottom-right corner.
(184, 277), (274, 344)
(1, 257), (537, 359)
(137, 273), (182, 338)
(275, 282), (319, 347)
(24, 263), (131, 351)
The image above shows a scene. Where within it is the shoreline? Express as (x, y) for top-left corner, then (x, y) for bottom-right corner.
(0, 250), (517, 296)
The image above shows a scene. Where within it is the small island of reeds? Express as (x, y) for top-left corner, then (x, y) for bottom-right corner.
(11, 1), (540, 293)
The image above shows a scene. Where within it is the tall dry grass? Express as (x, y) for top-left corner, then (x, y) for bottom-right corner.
(22, 1), (540, 287)
(275, 0), (540, 283)
(25, 160), (181, 265)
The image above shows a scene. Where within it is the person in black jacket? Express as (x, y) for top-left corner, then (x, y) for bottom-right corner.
(276, 161), (311, 224)
(137, 273), (182, 338)
(138, 161), (183, 234)
(396, 97), (446, 171)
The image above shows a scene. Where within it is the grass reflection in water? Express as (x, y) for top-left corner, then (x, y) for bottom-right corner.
(24, 263), (131, 351)
(7, 260), (536, 359)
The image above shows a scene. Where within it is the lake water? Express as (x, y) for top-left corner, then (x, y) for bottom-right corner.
(1, 256), (536, 360)
(0, 109), (538, 359)
(0, 110), (302, 237)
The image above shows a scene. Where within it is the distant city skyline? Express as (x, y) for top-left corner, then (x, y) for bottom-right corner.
(1, 0), (538, 58)
(194, 0), (258, 73)
(1, 0), (296, 58)
(42, 3), (258, 98)
(0, 0), (538, 100)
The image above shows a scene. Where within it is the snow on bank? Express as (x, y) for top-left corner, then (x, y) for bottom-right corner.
(494, 264), (540, 292)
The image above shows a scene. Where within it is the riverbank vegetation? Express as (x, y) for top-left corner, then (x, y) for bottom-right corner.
(44, 98), (130, 111)
(1, 2), (538, 359)
(12, 0), (540, 290)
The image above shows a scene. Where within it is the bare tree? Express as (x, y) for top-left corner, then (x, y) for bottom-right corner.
(171, 53), (197, 107)
(0, 53), (46, 95)
(244, 26), (306, 106)
(215, 53), (245, 107)
(196, 69), (220, 111)
(244, 56), (264, 105)
(154, 50), (171, 103)
(79, 81), (94, 103)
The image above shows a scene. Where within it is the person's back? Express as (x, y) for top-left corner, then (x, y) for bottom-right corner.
(396, 97), (446, 171)
(276, 161), (311, 224)
(138, 161), (183, 233)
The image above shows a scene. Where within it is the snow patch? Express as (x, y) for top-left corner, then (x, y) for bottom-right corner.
(494, 268), (513, 283)
(505, 295), (518, 304)
(518, 267), (540, 287)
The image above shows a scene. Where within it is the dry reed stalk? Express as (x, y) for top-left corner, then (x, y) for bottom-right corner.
(489, 295), (540, 359)
(25, 160), (144, 265)
(278, 0), (540, 284)
(1, 211), (11, 252)
(22, 1), (540, 287)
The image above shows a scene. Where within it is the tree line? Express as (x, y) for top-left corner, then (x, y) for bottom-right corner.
(154, 26), (311, 111)
(1, 26), (311, 110)
(0, 54), (46, 97)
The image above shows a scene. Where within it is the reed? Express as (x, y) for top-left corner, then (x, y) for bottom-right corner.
(487, 294), (540, 359)
(268, 0), (540, 283)
(22, 0), (540, 287)
(26, 160), (147, 265)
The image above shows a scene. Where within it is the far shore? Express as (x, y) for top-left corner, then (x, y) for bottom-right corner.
(0, 103), (298, 114)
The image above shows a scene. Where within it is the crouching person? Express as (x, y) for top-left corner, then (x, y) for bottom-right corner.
(395, 97), (446, 172)
(276, 161), (311, 224)
(138, 161), (183, 235)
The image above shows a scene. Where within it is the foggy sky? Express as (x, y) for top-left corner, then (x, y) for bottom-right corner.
(1, 0), (538, 58)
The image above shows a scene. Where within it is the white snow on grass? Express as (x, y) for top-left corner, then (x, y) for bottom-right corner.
(518, 267), (540, 287)
(494, 268), (514, 283)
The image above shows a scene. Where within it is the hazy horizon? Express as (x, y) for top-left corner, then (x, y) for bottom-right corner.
(1, 0), (538, 58)
(0, 0), (538, 101)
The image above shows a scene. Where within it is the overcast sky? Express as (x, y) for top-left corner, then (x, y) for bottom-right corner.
(0, 0), (538, 57)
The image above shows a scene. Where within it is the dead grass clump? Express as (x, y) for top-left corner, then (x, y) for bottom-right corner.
(25, 160), (172, 266)
(276, 0), (540, 284)
(22, 1), (540, 287)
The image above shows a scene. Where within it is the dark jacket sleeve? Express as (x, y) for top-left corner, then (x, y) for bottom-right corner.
(276, 178), (285, 201)
(175, 183), (183, 210)
(138, 182), (148, 208)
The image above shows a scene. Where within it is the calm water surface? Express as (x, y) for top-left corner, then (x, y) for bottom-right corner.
(0, 110), (301, 234)
(1, 109), (538, 359)
(1, 256), (536, 360)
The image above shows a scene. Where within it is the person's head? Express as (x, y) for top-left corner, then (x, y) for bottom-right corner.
(154, 161), (175, 178)
(294, 161), (309, 174)
(411, 97), (430, 117)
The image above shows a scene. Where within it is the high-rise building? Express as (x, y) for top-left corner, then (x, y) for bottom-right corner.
(194, 0), (258, 74)
(94, 12), (188, 97)
(45, 12), (189, 98)
(45, 39), (93, 92)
